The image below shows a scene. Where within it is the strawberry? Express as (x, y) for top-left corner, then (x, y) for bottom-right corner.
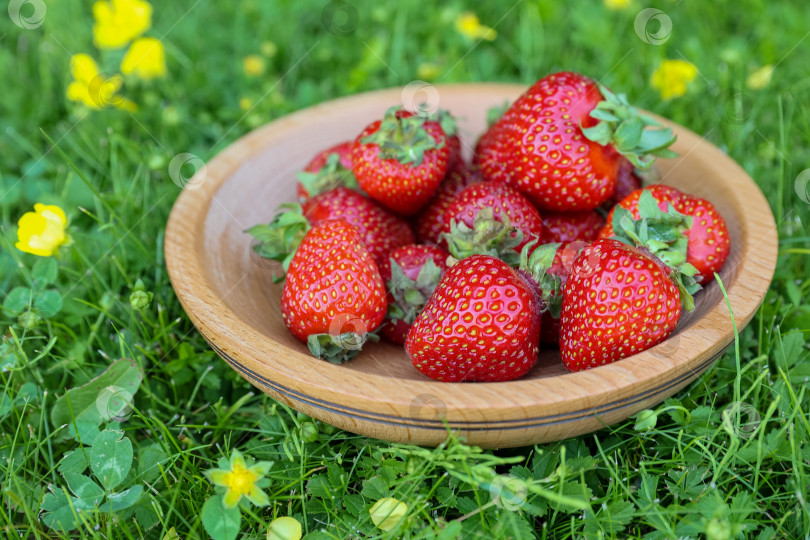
(674, 195), (731, 283)
(247, 187), (413, 272)
(281, 220), (387, 363)
(296, 141), (357, 201)
(441, 181), (544, 264)
(542, 210), (605, 243)
(559, 239), (685, 371)
(598, 184), (685, 238)
(477, 71), (676, 211)
(352, 107), (450, 216)
(405, 255), (541, 382)
(413, 161), (481, 246)
(599, 186), (730, 283)
(378, 244), (450, 344)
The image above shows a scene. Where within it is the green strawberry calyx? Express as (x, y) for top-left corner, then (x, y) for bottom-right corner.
(296, 153), (360, 201)
(607, 190), (702, 311)
(245, 203), (310, 281)
(441, 208), (525, 267)
(581, 84), (678, 169)
(360, 106), (445, 166)
(519, 242), (564, 319)
(386, 258), (444, 326)
(307, 332), (379, 364)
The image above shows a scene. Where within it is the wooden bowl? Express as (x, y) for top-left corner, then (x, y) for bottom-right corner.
(165, 84), (777, 449)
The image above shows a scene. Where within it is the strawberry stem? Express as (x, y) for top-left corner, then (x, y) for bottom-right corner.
(307, 332), (379, 364)
(360, 106), (444, 165)
(607, 190), (701, 311)
(520, 242), (564, 318)
(441, 208), (525, 266)
(581, 84), (678, 169)
(385, 258), (444, 326)
(296, 153), (360, 201)
(245, 204), (310, 281)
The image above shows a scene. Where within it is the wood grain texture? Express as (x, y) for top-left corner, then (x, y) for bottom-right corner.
(164, 84), (778, 448)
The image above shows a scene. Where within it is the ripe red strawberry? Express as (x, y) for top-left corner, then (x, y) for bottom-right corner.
(604, 188), (702, 278)
(599, 184), (685, 238)
(441, 181), (544, 263)
(413, 161), (481, 246)
(378, 244), (450, 344)
(477, 72), (676, 211)
(599, 186), (730, 283)
(559, 239), (684, 371)
(542, 210), (605, 243)
(281, 220), (387, 363)
(296, 141), (357, 201)
(405, 255), (541, 382)
(674, 195), (731, 283)
(247, 187), (413, 272)
(352, 107), (450, 216)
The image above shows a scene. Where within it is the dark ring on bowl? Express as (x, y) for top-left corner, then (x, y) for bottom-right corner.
(205, 336), (728, 432)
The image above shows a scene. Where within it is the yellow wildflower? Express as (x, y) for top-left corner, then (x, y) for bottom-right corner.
(239, 97), (253, 111)
(66, 54), (112, 109)
(121, 37), (167, 80)
(266, 517), (302, 540)
(746, 65), (773, 90)
(369, 497), (408, 532)
(205, 450), (271, 508)
(69, 53), (100, 85)
(604, 0), (632, 9)
(66, 54), (137, 112)
(455, 12), (497, 41)
(93, 0), (153, 49)
(16, 204), (70, 257)
(650, 59), (698, 100)
(243, 55), (265, 77)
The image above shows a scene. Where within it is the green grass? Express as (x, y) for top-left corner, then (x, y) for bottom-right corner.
(1, 0), (809, 538)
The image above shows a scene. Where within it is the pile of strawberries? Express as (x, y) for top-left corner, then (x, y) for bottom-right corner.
(248, 71), (730, 383)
